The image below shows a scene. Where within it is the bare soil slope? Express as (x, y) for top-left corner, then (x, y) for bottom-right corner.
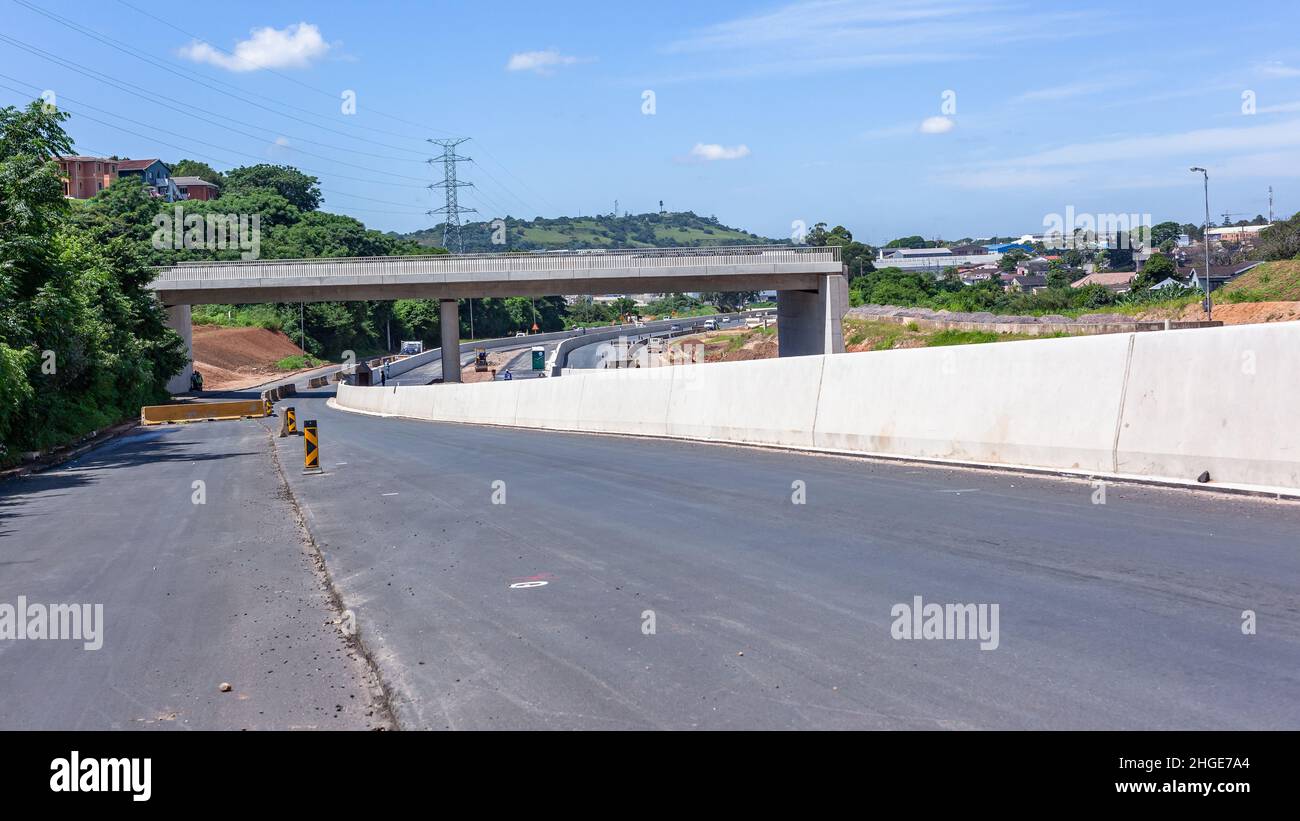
(192, 325), (316, 390)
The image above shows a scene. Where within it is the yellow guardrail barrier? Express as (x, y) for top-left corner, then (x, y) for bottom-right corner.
(141, 399), (268, 425)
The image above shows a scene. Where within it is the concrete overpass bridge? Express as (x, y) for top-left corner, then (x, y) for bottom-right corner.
(150, 245), (847, 392)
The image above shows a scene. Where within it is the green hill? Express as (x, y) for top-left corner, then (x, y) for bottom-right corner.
(395, 210), (782, 253)
(1220, 260), (1300, 302)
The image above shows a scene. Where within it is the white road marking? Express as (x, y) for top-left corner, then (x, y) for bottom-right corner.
(509, 581), (548, 589)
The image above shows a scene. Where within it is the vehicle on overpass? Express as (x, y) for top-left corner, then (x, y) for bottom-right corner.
(399, 340), (423, 355)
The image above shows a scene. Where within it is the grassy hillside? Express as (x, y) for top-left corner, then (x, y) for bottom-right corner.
(397, 210), (781, 252)
(1219, 260), (1300, 302)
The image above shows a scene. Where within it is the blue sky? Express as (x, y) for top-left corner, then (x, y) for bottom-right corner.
(3, 0), (1299, 244)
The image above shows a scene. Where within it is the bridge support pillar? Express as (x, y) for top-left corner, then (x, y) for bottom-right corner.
(776, 273), (847, 357)
(440, 299), (461, 383)
(164, 304), (194, 394)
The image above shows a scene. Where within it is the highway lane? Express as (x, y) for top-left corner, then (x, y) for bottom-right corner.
(0, 420), (387, 729)
(275, 390), (1300, 730)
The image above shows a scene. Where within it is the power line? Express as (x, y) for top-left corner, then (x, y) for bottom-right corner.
(110, 0), (563, 216)
(0, 87), (427, 214)
(112, 0), (440, 143)
(0, 76), (425, 192)
(0, 35), (430, 182)
(11, 0), (430, 159)
(427, 138), (476, 253)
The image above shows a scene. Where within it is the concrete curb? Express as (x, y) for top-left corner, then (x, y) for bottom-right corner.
(0, 420), (139, 483)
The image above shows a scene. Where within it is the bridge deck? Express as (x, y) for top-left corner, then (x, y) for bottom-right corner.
(149, 245), (843, 304)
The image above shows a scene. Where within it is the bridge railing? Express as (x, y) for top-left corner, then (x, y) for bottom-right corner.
(150, 244), (841, 283)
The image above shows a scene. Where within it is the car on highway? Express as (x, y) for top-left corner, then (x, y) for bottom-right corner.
(670, 324), (680, 331)
(515, 331), (527, 337)
(703, 319), (717, 330)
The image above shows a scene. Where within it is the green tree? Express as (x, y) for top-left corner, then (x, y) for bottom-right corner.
(171, 159), (224, 188)
(998, 249), (1030, 271)
(223, 164), (322, 211)
(699, 291), (759, 311)
(1257, 211), (1300, 261)
(0, 101), (184, 456)
(1134, 253), (1177, 290)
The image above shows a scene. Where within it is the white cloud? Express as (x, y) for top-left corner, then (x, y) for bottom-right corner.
(939, 118), (1300, 189)
(919, 116), (954, 134)
(1258, 100), (1300, 114)
(179, 23), (330, 72)
(1012, 76), (1136, 104)
(1255, 60), (1300, 78)
(506, 50), (589, 74)
(689, 143), (751, 161)
(661, 0), (1088, 79)
(274, 136), (291, 146)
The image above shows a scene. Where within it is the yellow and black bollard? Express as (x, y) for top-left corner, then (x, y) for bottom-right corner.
(302, 419), (322, 475)
(263, 396), (273, 417)
(285, 406), (297, 435)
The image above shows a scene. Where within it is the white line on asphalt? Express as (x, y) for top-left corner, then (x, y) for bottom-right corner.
(937, 489), (980, 493)
(381, 492), (399, 496)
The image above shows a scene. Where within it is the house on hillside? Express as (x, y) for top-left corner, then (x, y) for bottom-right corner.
(1179, 261), (1263, 292)
(56, 155), (119, 199)
(117, 158), (179, 201)
(174, 175), (219, 201)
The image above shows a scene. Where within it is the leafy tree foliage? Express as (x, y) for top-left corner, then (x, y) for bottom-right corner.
(0, 102), (185, 460)
(171, 159), (224, 188)
(223, 164), (322, 211)
(1257, 211), (1300, 261)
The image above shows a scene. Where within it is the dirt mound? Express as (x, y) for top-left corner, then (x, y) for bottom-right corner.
(191, 325), (314, 390)
(1135, 301), (1300, 325)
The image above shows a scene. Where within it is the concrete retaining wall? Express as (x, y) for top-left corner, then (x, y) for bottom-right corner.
(335, 321), (1300, 495)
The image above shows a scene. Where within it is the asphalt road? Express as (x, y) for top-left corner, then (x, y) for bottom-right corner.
(267, 390), (1300, 730)
(0, 419), (388, 730)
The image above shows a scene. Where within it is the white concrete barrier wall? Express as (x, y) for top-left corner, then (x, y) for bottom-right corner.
(335, 321), (1300, 494)
(813, 332), (1132, 473)
(1116, 321), (1300, 490)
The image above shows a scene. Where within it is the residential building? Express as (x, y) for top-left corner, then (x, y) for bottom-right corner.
(56, 155), (119, 199)
(1071, 271), (1136, 293)
(1006, 274), (1049, 294)
(174, 175), (219, 201)
(116, 158), (179, 201)
(1014, 256), (1053, 276)
(1179, 262), (1262, 292)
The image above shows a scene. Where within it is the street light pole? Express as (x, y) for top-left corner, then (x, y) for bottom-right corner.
(1190, 167), (1212, 321)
